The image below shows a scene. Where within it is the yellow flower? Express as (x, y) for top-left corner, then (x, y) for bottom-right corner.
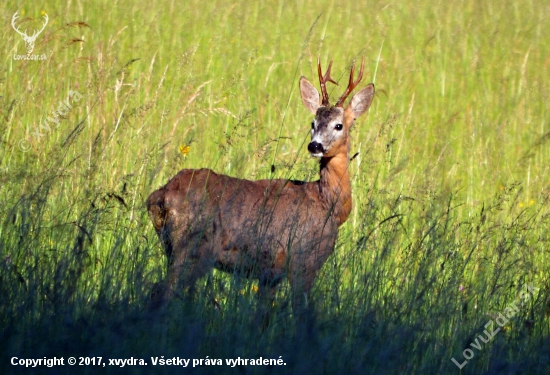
(179, 145), (190, 156)
(529, 199), (535, 206)
(41, 10), (46, 16)
(519, 202), (524, 208)
(240, 285), (259, 295)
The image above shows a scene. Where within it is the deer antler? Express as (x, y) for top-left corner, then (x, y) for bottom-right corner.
(11, 11), (48, 39)
(11, 11), (27, 38)
(317, 57), (338, 106)
(336, 57), (365, 107)
(32, 13), (49, 39)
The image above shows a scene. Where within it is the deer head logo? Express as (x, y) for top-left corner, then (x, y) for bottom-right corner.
(11, 10), (48, 55)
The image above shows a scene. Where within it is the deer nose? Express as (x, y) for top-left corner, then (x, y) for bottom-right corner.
(308, 141), (324, 155)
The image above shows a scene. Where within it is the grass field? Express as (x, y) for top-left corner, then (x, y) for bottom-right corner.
(1, 0), (550, 373)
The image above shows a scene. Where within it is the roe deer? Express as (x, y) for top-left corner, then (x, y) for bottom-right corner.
(147, 57), (375, 318)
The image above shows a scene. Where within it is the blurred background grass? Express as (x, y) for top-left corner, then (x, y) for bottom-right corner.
(1, 0), (550, 374)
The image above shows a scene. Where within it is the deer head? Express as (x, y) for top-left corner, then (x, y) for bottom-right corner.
(11, 10), (49, 55)
(299, 57), (375, 158)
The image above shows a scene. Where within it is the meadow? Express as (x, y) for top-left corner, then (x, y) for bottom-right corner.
(1, 0), (550, 373)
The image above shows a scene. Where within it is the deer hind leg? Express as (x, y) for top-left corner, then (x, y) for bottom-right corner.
(149, 191), (213, 308)
(148, 256), (209, 311)
(163, 215), (217, 302)
(166, 241), (213, 298)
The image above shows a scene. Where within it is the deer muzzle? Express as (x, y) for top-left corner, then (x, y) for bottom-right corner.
(308, 141), (325, 157)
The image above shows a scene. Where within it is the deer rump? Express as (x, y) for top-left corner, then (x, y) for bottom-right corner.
(147, 168), (338, 292)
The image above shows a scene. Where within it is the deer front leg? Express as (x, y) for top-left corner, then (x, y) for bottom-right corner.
(255, 269), (282, 329)
(256, 283), (276, 330)
(288, 240), (334, 327)
(288, 263), (317, 321)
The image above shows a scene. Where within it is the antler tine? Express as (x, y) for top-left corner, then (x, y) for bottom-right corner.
(41, 14), (48, 29)
(30, 14), (48, 38)
(336, 57), (365, 107)
(317, 56), (338, 106)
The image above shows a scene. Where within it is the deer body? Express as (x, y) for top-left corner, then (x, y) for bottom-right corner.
(147, 58), (374, 314)
(148, 167), (340, 294)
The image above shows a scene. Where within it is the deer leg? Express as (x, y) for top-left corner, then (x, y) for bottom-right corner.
(166, 243), (214, 301)
(255, 274), (278, 329)
(159, 193), (216, 299)
(148, 252), (190, 310)
(150, 226), (211, 309)
(292, 279), (318, 338)
(290, 275), (314, 315)
(289, 237), (335, 321)
(288, 261), (318, 328)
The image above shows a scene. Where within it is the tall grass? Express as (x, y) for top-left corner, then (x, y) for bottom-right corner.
(1, 0), (550, 373)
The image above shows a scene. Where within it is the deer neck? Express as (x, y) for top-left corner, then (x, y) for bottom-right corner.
(318, 151), (352, 226)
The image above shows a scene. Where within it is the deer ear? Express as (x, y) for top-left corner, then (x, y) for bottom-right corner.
(347, 83), (375, 119)
(299, 76), (320, 115)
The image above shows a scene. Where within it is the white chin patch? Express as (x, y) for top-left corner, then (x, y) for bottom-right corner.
(310, 152), (323, 158)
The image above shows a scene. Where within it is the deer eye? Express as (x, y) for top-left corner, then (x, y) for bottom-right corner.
(311, 121), (315, 129)
(335, 124), (343, 131)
